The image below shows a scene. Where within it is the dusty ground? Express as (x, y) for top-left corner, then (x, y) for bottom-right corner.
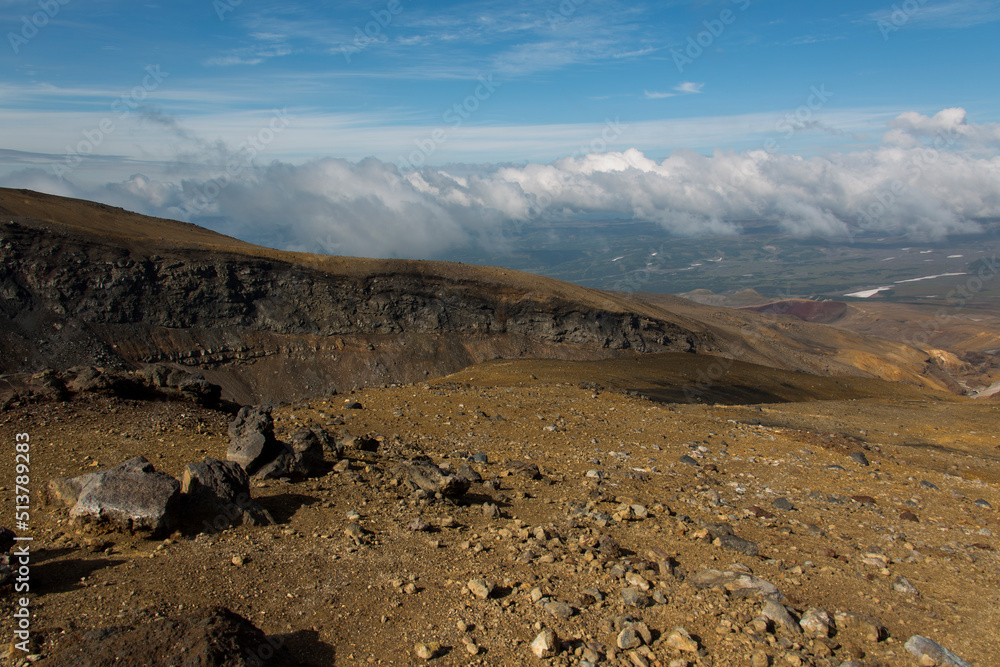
(1, 359), (998, 666)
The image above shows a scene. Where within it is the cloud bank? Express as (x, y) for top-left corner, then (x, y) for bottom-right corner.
(3, 108), (999, 259)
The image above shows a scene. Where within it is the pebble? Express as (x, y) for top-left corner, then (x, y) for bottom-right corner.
(772, 497), (794, 511)
(900, 511), (919, 522)
(834, 611), (884, 642)
(750, 648), (771, 667)
(849, 452), (869, 466)
(920, 480), (939, 490)
(467, 579), (494, 599)
(621, 588), (651, 608)
(679, 455), (699, 467)
(904, 635), (972, 667)
(893, 576), (919, 595)
(617, 627), (642, 650)
(715, 534), (760, 557)
(798, 608), (832, 636)
(530, 628), (559, 658)
(974, 499), (993, 509)
(414, 642), (440, 660)
(665, 627), (699, 653)
(762, 600), (801, 635)
(545, 601), (574, 618)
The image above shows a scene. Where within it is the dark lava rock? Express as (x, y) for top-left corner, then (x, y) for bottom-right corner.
(392, 460), (471, 496)
(772, 497), (795, 511)
(716, 534), (760, 557)
(749, 505), (776, 519)
(678, 455), (699, 467)
(227, 406), (284, 476)
(974, 499), (993, 510)
(46, 456), (181, 533)
(849, 452), (869, 466)
(505, 460), (542, 479)
(39, 606), (300, 666)
(598, 535), (622, 557)
(706, 523), (735, 539)
(181, 458), (274, 530)
(920, 480), (939, 490)
(900, 511), (919, 522)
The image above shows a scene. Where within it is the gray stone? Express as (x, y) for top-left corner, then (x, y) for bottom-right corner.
(798, 608), (832, 636)
(893, 576), (919, 595)
(679, 454), (699, 467)
(505, 460), (541, 479)
(849, 451), (869, 466)
(393, 460), (471, 496)
(181, 458), (273, 529)
(834, 611), (883, 642)
(974, 498), (993, 509)
(621, 587), (651, 608)
(545, 601), (575, 618)
(455, 462), (482, 484)
(690, 569), (782, 601)
(904, 635), (972, 667)
(467, 579), (494, 599)
(471, 453), (489, 463)
(50, 457), (181, 533)
(288, 428), (329, 473)
(530, 628), (559, 658)
(226, 406), (283, 476)
(762, 600), (801, 635)
(716, 534), (760, 557)
(772, 497), (794, 511)
(920, 480), (939, 490)
(617, 627), (642, 650)
(666, 627), (698, 652)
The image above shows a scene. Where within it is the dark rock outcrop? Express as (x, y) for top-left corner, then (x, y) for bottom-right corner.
(39, 606), (300, 666)
(181, 458), (274, 530)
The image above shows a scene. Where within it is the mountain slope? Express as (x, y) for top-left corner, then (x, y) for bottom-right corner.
(0, 188), (959, 403)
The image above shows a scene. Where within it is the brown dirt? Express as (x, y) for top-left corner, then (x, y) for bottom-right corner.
(1, 360), (998, 666)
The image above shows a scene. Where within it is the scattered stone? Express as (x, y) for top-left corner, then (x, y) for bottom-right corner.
(545, 601), (574, 619)
(617, 627), (642, 650)
(408, 517), (432, 532)
(851, 495), (877, 505)
(772, 497), (794, 511)
(749, 505), (776, 519)
(904, 635), (972, 667)
(762, 600), (801, 635)
(798, 608), (833, 636)
(621, 588), (651, 608)
(920, 480), (939, 490)
(893, 576), (919, 595)
(454, 462), (482, 484)
(47, 456), (181, 533)
(690, 569), (781, 601)
(900, 511), (919, 522)
(505, 460), (541, 479)
(598, 535), (621, 557)
(974, 499), (993, 510)
(344, 401), (363, 410)
(482, 502), (501, 518)
(750, 648), (771, 667)
(530, 628), (559, 658)
(849, 452), (869, 466)
(666, 627), (699, 653)
(467, 579), (494, 599)
(471, 452), (489, 464)
(392, 460), (471, 496)
(715, 534), (760, 557)
(834, 611), (884, 642)
(679, 455), (699, 467)
(414, 641), (441, 660)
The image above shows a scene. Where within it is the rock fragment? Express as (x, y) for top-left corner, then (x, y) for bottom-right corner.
(530, 628), (559, 658)
(904, 636), (972, 667)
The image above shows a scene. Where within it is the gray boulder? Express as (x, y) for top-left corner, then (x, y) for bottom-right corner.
(288, 427), (328, 473)
(904, 636), (971, 667)
(48, 456), (181, 533)
(181, 458), (273, 530)
(226, 406), (284, 475)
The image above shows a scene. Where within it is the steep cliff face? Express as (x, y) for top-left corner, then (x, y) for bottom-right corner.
(0, 210), (708, 403)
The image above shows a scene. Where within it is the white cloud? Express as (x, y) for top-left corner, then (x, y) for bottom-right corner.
(644, 82), (704, 99)
(3, 108), (998, 259)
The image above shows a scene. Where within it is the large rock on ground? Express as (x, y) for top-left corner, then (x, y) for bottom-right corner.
(38, 606), (299, 666)
(227, 406), (285, 475)
(181, 458), (274, 530)
(392, 459), (471, 496)
(47, 456), (181, 533)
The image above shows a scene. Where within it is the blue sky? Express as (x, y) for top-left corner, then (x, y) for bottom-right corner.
(2, 0), (1000, 258)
